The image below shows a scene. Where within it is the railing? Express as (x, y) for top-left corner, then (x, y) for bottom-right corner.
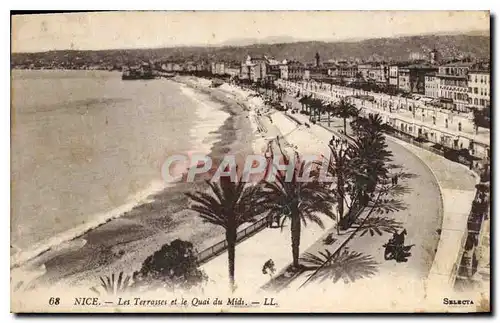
(385, 128), (489, 180)
(385, 130), (445, 156)
(196, 216), (269, 265)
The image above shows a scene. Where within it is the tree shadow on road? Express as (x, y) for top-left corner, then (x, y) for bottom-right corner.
(300, 248), (379, 284)
(353, 216), (404, 237)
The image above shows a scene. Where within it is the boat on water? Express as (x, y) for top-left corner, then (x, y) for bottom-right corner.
(121, 64), (155, 80)
(159, 72), (176, 78)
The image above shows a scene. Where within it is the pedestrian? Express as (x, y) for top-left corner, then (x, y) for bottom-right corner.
(329, 135), (335, 147)
(394, 174), (398, 185)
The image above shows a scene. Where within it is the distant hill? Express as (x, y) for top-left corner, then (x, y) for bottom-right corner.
(11, 34), (490, 68)
(218, 36), (302, 47)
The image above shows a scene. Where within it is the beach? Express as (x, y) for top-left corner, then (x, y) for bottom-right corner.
(11, 73), (464, 310)
(11, 72), (262, 290)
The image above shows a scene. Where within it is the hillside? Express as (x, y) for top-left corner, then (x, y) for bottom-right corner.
(11, 34), (490, 68)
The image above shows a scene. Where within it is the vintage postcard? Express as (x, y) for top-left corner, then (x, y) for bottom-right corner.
(10, 11), (491, 313)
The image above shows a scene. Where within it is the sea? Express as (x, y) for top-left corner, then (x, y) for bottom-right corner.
(11, 69), (229, 267)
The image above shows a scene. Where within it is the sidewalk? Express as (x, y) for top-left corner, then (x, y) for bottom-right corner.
(261, 206), (371, 292)
(199, 91), (337, 295)
(200, 202), (335, 295)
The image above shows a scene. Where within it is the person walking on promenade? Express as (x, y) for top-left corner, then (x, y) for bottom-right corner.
(329, 135), (335, 147)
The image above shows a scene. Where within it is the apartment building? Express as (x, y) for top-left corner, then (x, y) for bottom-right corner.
(279, 60), (304, 80)
(425, 73), (440, 99)
(336, 61), (358, 79)
(437, 63), (473, 112)
(357, 64), (388, 84)
(389, 65), (400, 88)
(468, 69), (490, 110)
(397, 64), (439, 95)
(240, 55), (267, 82)
(398, 68), (411, 93)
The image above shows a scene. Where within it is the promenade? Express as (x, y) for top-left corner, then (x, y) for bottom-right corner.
(200, 86), (335, 294)
(198, 85), (477, 304)
(279, 93), (479, 311)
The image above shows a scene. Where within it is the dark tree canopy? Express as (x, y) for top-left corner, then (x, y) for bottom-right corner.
(133, 239), (207, 291)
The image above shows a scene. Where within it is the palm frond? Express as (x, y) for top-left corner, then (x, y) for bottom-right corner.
(301, 249), (379, 284)
(94, 272), (134, 296)
(354, 216), (404, 237)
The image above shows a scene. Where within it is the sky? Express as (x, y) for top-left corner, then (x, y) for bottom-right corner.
(11, 11), (490, 53)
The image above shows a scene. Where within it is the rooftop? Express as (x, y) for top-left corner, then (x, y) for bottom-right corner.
(406, 64), (438, 70)
(436, 73), (468, 79)
(442, 62), (475, 68)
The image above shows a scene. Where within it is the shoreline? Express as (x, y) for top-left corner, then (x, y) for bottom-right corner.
(12, 75), (260, 289)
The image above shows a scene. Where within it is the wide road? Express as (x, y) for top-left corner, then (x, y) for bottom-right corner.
(280, 93), (445, 299)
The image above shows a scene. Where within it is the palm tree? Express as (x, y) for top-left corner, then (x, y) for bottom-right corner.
(321, 142), (353, 234)
(345, 115), (393, 226)
(299, 94), (313, 115)
(309, 98), (324, 122)
(90, 272), (133, 296)
(298, 95), (308, 113)
(186, 174), (262, 292)
(257, 151), (336, 269)
(334, 98), (360, 134)
(324, 102), (336, 127)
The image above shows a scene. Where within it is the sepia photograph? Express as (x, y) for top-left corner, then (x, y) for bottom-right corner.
(10, 10), (491, 313)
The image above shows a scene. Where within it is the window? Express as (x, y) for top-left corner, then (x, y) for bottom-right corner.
(474, 98), (478, 105)
(458, 122), (462, 131)
(445, 119), (448, 128)
(474, 87), (478, 94)
(433, 116), (436, 125)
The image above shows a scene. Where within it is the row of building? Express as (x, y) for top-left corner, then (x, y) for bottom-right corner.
(158, 49), (489, 113)
(229, 50), (490, 113)
(277, 80), (490, 160)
